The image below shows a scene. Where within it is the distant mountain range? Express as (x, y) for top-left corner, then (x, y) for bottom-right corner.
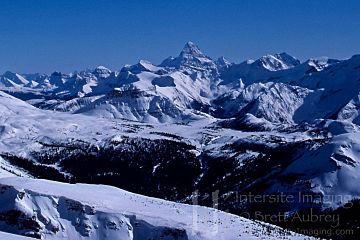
(1, 42), (360, 239)
(1, 41), (359, 127)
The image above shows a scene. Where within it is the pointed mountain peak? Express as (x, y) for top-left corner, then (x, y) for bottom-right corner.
(160, 41), (215, 69)
(180, 41), (205, 57)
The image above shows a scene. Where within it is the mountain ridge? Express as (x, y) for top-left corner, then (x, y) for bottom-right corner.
(1, 42), (358, 125)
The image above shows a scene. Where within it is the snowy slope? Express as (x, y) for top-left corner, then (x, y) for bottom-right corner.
(337, 92), (360, 125)
(270, 120), (360, 209)
(0, 89), (309, 158)
(0, 231), (34, 240)
(0, 177), (313, 240)
(0, 156), (31, 178)
(212, 82), (323, 124)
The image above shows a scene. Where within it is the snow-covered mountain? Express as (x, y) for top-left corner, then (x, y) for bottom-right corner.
(1, 42), (360, 239)
(2, 42), (359, 126)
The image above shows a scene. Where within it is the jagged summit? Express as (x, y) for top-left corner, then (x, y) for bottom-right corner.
(160, 41), (215, 69)
(180, 41), (206, 57)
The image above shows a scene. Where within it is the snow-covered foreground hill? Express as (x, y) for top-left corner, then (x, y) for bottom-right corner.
(0, 177), (312, 240)
(0, 231), (34, 240)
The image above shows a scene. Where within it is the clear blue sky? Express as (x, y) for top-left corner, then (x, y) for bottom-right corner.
(1, 0), (359, 73)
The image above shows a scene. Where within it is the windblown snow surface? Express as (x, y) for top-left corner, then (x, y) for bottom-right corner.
(0, 177), (312, 240)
